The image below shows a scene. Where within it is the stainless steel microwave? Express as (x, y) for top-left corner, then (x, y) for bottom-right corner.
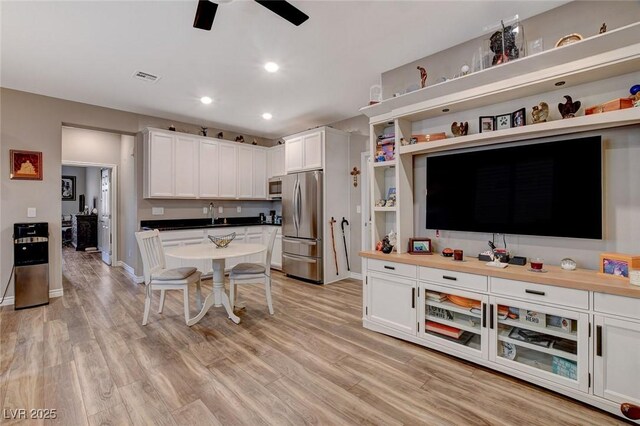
(268, 177), (283, 199)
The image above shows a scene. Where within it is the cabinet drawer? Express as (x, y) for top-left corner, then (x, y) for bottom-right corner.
(490, 277), (588, 310)
(594, 293), (640, 320)
(368, 259), (416, 279)
(419, 267), (487, 292)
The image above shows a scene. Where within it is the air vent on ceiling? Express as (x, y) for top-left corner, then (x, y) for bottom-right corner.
(132, 71), (160, 83)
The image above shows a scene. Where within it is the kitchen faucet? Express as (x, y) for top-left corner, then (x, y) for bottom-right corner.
(208, 202), (216, 224)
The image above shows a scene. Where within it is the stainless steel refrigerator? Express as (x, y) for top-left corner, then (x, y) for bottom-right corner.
(282, 170), (323, 283)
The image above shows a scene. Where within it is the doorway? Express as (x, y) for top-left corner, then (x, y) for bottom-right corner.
(61, 162), (117, 266)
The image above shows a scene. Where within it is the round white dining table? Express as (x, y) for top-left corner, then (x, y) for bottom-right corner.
(164, 242), (266, 325)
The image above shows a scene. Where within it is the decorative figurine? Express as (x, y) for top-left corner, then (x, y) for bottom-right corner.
(200, 126), (208, 137)
(235, 135), (245, 143)
(558, 95), (581, 118)
(599, 23), (607, 34)
(451, 121), (469, 137)
(417, 66), (428, 88)
(631, 84), (640, 107)
(217, 131), (224, 139)
(375, 199), (387, 207)
(252, 139), (258, 145)
(350, 167), (360, 187)
(531, 102), (549, 123)
(168, 125), (176, 131)
(277, 140), (284, 145)
(400, 137), (409, 146)
(489, 25), (519, 66)
(376, 240), (384, 251)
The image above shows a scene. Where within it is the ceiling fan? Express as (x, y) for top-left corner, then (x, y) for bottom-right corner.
(193, 0), (309, 31)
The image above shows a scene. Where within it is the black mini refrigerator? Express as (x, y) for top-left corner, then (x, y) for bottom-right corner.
(13, 223), (49, 309)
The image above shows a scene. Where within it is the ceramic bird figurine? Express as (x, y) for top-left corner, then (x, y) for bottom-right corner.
(217, 131), (224, 139)
(200, 126), (208, 137)
(531, 102), (549, 123)
(451, 121), (469, 137)
(417, 66), (428, 88)
(558, 95), (581, 119)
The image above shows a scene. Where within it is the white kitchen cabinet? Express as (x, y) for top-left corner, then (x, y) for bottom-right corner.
(594, 315), (640, 408)
(237, 146), (254, 198)
(366, 270), (417, 335)
(199, 140), (220, 198)
(284, 131), (324, 173)
(218, 143), (238, 198)
(145, 131), (174, 197)
(268, 145), (285, 178)
(174, 135), (199, 198)
(302, 132), (323, 170)
(285, 136), (303, 173)
(252, 148), (267, 199)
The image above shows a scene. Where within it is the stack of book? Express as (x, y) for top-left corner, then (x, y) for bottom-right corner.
(426, 291), (447, 302)
(426, 321), (463, 339)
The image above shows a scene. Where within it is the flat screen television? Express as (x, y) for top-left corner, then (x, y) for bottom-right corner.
(426, 136), (602, 239)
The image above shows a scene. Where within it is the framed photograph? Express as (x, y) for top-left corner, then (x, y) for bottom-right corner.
(386, 187), (396, 201)
(495, 113), (512, 130)
(10, 150), (42, 180)
(599, 252), (640, 279)
(62, 175), (76, 201)
(408, 238), (432, 255)
(512, 108), (526, 127)
(479, 116), (495, 133)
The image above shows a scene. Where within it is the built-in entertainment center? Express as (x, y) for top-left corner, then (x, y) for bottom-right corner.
(360, 22), (640, 422)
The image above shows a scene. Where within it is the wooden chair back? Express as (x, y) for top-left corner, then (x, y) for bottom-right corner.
(135, 229), (167, 284)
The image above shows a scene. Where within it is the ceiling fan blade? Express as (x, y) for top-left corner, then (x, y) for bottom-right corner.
(193, 0), (218, 31)
(254, 0), (309, 26)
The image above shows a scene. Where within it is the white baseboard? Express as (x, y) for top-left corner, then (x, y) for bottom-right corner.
(0, 288), (64, 307)
(349, 272), (363, 280)
(118, 261), (144, 284)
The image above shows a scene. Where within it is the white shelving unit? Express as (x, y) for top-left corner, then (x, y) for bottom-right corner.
(366, 21), (640, 254)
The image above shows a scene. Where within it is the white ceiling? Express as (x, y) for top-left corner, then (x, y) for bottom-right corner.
(1, 1), (567, 139)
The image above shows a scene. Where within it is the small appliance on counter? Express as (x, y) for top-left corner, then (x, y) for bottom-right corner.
(13, 223), (49, 309)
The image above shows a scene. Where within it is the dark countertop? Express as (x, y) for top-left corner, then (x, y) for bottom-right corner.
(140, 217), (281, 232)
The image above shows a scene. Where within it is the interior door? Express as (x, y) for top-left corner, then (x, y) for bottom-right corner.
(99, 168), (112, 265)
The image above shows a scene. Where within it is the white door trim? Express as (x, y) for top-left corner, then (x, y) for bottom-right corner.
(361, 152), (371, 253)
(62, 160), (118, 264)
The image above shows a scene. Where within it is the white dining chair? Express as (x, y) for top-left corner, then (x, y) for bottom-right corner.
(135, 229), (203, 325)
(229, 228), (277, 315)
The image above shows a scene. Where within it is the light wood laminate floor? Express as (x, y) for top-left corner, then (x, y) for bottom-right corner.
(0, 248), (629, 425)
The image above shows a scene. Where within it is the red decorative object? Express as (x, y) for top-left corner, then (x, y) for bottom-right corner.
(10, 150), (43, 180)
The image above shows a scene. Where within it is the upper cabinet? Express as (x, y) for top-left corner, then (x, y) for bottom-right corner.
(143, 128), (270, 200)
(284, 129), (325, 173)
(267, 145), (286, 178)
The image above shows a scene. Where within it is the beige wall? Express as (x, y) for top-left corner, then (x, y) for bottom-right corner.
(381, 1), (640, 99)
(328, 115), (370, 275)
(0, 88), (275, 300)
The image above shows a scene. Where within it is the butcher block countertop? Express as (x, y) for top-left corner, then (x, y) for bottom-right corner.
(360, 250), (640, 299)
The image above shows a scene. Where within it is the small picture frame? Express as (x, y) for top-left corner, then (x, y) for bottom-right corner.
(386, 187), (396, 201)
(479, 116), (495, 133)
(512, 108), (526, 127)
(62, 175), (76, 201)
(495, 113), (512, 130)
(10, 149), (43, 180)
(599, 253), (640, 279)
(408, 238), (432, 255)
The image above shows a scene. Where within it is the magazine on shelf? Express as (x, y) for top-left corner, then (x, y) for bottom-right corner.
(508, 327), (553, 348)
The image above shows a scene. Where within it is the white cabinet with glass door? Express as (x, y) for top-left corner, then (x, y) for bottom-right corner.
(489, 297), (589, 392)
(419, 282), (489, 359)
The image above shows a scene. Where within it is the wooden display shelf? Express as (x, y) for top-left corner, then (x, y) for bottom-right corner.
(373, 160), (397, 168)
(373, 206), (397, 212)
(360, 250), (640, 299)
(399, 107), (640, 157)
(361, 22), (640, 123)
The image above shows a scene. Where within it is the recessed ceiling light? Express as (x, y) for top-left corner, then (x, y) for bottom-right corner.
(200, 96), (212, 104)
(264, 62), (279, 73)
(262, 113), (273, 120)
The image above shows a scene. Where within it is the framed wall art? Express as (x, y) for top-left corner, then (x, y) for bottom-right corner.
(599, 252), (640, 278)
(10, 149), (43, 180)
(62, 175), (76, 201)
(479, 116), (495, 133)
(408, 238), (432, 255)
(495, 113), (512, 130)
(512, 107), (526, 127)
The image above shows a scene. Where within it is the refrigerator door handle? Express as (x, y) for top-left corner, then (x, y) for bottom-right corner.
(282, 237), (317, 245)
(292, 179), (299, 231)
(283, 253), (317, 264)
(296, 178), (302, 229)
